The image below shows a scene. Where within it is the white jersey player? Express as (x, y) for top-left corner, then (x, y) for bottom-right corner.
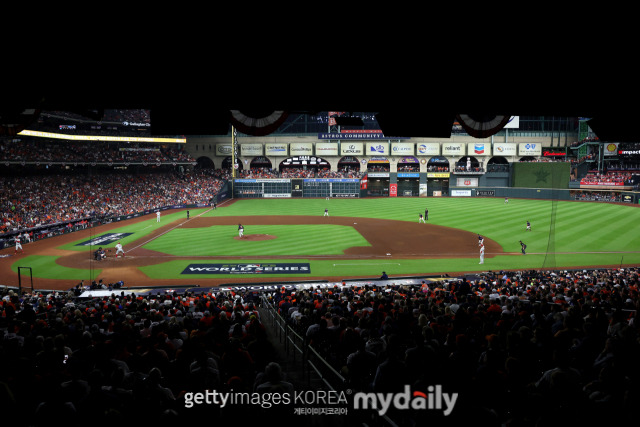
(15, 235), (23, 253)
(115, 242), (124, 258)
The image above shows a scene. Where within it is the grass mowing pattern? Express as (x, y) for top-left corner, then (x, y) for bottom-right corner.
(142, 224), (371, 256)
(16, 198), (640, 281)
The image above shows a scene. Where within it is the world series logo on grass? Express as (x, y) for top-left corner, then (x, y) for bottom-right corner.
(75, 233), (133, 246)
(182, 263), (311, 274)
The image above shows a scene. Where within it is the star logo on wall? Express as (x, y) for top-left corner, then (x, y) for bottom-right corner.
(534, 168), (550, 183)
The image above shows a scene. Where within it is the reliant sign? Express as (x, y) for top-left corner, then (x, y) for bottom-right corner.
(442, 143), (465, 156)
(182, 263), (311, 274)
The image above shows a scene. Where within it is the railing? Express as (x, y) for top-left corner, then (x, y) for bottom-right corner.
(259, 295), (401, 427)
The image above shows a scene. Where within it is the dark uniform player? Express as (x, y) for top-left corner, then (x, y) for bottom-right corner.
(520, 240), (526, 255)
(526, 220), (531, 231)
(425, 208), (429, 220)
(478, 234), (484, 245)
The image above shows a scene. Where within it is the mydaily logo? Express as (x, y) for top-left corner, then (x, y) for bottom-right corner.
(353, 385), (458, 416)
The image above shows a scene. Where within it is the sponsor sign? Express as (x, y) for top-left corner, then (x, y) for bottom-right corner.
(493, 143), (517, 156)
(182, 263), (310, 274)
(416, 143), (440, 156)
(391, 142), (414, 156)
(76, 233), (133, 247)
(240, 143), (263, 156)
(215, 144), (232, 156)
(467, 142), (490, 156)
(368, 172), (389, 178)
(263, 193), (292, 198)
(265, 143), (288, 156)
(340, 142), (364, 155)
(315, 142), (339, 156)
(318, 133), (408, 140)
(397, 172), (419, 178)
(476, 190), (495, 196)
(442, 143), (465, 156)
(289, 142), (314, 156)
(451, 190), (472, 197)
(456, 177), (478, 187)
(366, 142), (389, 155)
(426, 172), (450, 178)
(389, 183), (397, 197)
(518, 142), (542, 156)
(603, 143), (618, 156)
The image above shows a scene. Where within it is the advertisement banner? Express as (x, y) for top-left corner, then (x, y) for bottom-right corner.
(427, 172), (450, 178)
(476, 189), (495, 197)
(240, 143), (263, 156)
(265, 143), (288, 156)
(391, 142), (414, 156)
(518, 143), (542, 156)
(340, 142), (364, 156)
(215, 144), (233, 156)
(604, 142), (618, 156)
(416, 143), (440, 156)
(182, 263), (310, 275)
(442, 143), (465, 156)
(451, 190), (472, 197)
(456, 177), (478, 187)
(419, 183), (428, 197)
(467, 142), (491, 156)
(389, 183), (397, 197)
(315, 142), (339, 156)
(493, 143), (517, 156)
(289, 142), (314, 156)
(366, 142), (389, 156)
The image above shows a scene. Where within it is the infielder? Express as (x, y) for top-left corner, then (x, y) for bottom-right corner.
(238, 223), (244, 239)
(115, 241), (124, 258)
(520, 240), (527, 255)
(324, 208), (329, 217)
(505, 197), (509, 204)
(156, 211), (161, 223)
(479, 243), (485, 264)
(14, 235), (23, 254)
(419, 213), (425, 223)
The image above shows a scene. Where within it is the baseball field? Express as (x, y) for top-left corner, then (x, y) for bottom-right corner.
(3, 197), (640, 291)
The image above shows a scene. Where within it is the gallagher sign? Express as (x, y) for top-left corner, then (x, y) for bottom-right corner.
(182, 263), (311, 274)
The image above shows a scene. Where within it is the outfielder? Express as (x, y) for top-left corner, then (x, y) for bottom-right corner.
(14, 235), (23, 254)
(115, 241), (125, 258)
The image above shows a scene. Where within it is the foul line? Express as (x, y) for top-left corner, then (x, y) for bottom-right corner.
(127, 206), (216, 252)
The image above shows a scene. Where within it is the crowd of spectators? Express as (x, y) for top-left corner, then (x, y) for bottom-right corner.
(273, 267), (640, 425)
(0, 169), (225, 234)
(580, 171), (634, 186)
(0, 139), (196, 165)
(0, 286), (301, 426)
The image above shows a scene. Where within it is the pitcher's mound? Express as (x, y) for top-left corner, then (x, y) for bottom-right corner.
(234, 234), (277, 241)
